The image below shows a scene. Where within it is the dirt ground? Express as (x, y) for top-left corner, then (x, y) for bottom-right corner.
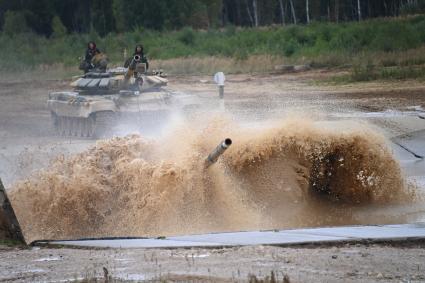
(0, 242), (425, 282)
(1, 70), (425, 282)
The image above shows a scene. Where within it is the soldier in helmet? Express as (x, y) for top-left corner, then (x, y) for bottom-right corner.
(80, 41), (104, 73)
(124, 44), (149, 70)
(86, 42), (100, 63)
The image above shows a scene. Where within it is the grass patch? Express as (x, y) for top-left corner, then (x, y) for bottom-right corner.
(1, 15), (425, 74)
(151, 55), (290, 75)
(320, 44), (425, 83)
(328, 64), (425, 84)
(380, 66), (425, 80)
(0, 55), (288, 79)
(0, 64), (78, 82)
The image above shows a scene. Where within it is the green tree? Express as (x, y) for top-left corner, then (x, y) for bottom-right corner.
(1, 0), (425, 35)
(202, 0), (223, 28)
(92, 0), (116, 36)
(2, 11), (30, 36)
(112, 0), (126, 32)
(185, 1), (209, 28)
(51, 16), (67, 37)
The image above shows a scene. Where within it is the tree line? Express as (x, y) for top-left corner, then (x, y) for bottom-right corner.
(0, 0), (424, 36)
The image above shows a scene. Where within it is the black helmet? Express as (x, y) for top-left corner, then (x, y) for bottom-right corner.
(135, 44), (144, 54)
(88, 41), (97, 50)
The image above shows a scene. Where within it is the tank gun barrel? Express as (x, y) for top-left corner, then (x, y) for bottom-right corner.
(131, 55), (141, 68)
(125, 55), (142, 81)
(206, 138), (232, 167)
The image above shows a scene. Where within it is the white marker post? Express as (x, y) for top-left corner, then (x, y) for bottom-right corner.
(214, 72), (225, 99)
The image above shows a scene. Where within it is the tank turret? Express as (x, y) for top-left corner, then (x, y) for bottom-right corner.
(47, 59), (169, 138)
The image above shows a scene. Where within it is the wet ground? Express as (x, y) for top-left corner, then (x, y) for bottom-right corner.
(1, 70), (425, 281)
(1, 241), (425, 282)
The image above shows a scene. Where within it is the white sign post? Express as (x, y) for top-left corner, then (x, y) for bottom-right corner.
(214, 72), (225, 99)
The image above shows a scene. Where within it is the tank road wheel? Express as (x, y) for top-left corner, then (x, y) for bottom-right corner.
(58, 117), (72, 136)
(73, 118), (79, 136)
(71, 118), (78, 136)
(60, 117), (67, 136)
(65, 117), (73, 136)
(61, 117), (68, 136)
(82, 115), (96, 138)
(71, 118), (82, 137)
(58, 116), (66, 136)
(81, 117), (90, 137)
(89, 115), (96, 137)
(70, 118), (75, 136)
(77, 118), (85, 137)
(51, 112), (59, 133)
(52, 115), (97, 138)
(56, 116), (62, 135)
(70, 118), (76, 136)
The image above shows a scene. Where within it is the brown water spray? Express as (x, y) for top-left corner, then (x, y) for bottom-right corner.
(9, 118), (414, 243)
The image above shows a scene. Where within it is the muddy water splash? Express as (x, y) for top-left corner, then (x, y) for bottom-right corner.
(9, 118), (413, 243)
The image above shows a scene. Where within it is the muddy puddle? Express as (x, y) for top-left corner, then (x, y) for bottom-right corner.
(7, 116), (423, 243)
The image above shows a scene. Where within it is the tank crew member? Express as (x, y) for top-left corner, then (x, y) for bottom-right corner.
(124, 44), (149, 70)
(80, 41), (101, 73)
(85, 42), (101, 64)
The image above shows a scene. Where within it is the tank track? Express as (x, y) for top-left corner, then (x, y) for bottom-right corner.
(52, 113), (96, 138)
(52, 111), (118, 138)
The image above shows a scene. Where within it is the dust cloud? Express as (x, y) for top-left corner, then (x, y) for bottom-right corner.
(8, 117), (414, 243)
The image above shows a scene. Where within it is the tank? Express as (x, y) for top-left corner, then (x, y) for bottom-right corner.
(48, 56), (177, 137)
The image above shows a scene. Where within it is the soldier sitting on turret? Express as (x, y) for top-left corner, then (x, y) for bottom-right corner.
(124, 44), (149, 71)
(79, 41), (108, 73)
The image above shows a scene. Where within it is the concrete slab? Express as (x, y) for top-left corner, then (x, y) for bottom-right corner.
(393, 129), (425, 158)
(283, 225), (425, 240)
(167, 230), (349, 246)
(39, 223), (425, 249)
(49, 239), (223, 249)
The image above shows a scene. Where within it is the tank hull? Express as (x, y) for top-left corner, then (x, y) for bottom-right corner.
(47, 69), (175, 138)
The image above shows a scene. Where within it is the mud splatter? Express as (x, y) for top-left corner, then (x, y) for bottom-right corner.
(8, 118), (414, 243)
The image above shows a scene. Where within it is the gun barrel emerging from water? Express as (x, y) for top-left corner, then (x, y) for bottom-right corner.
(206, 138), (232, 167)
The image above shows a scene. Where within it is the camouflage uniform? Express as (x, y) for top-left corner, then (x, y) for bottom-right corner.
(124, 45), (149, 70)
(80, 41), (104, 73)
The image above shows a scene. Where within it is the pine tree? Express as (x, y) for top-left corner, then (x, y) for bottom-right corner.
(51, 15), (67, 37)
